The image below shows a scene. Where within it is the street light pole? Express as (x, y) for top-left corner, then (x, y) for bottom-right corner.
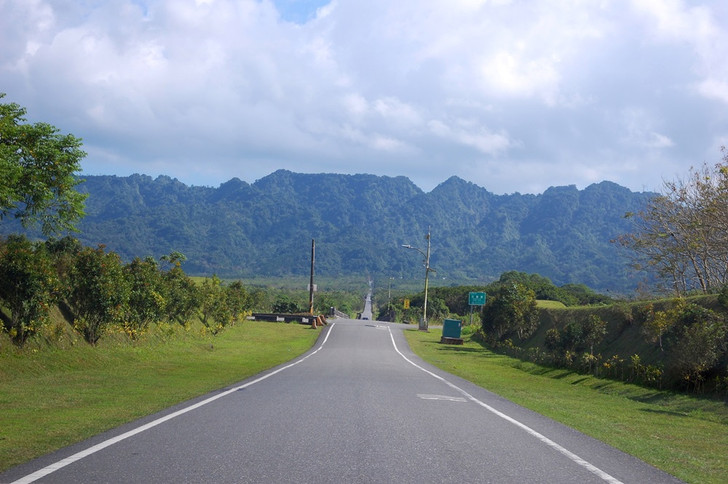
(402, 227), (434, 331)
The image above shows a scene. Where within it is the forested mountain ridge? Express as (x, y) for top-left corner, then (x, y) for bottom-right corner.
(1, 170), (654, 292)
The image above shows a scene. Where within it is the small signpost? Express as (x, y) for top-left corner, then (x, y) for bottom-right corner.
(468, 291), (486, 325)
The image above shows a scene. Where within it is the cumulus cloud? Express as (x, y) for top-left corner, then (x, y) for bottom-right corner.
(1, 0), (726, 193)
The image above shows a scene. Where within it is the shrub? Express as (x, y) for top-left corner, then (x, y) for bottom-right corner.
(718, 285), (728, 309)
(67, 245), (129, 345)
(0, 235), (59, 345)
(482, 283), (538, 341)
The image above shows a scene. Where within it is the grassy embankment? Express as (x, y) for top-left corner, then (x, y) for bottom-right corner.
(405, 328), (728, 484)
(0, 320), (320, 472)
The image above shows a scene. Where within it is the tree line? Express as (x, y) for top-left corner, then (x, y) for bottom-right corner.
(1, 94), (262, 346)
(378, 270), (728, 394)
(488, 292), (728, 394)
(377, 271), (612, 324)
(0, 235), (258, 346)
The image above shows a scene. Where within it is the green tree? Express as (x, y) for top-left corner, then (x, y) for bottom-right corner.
(124, 256), (166, 338)
(642, 300), (683, 351)
(272, 294), (300, 313)
(583, 314), (607, 356)
(246, 287), (268, 312)
(67, 245), (129, 344)
(482, 283), (538, 340)
(44, 236), (83, 321)
(199, 275), (232, 334)
(544, 328), (561, 352)
(719, 285), (728, 309)
(226, 280), (250, 324)
(0, 235), (59, 345)
(669, 315), (727, 392)
(0, 94), (87, 235)
(427, 297), (449, 321)
(491, 272), (611, 306)
(160, 252), (199, 326)
(560, 321), (584, 352)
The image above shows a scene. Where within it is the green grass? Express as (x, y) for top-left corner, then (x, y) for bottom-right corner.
(405, 328), (728, 484)
(0, 321), (320, 472)
(535, 299), (567, 308)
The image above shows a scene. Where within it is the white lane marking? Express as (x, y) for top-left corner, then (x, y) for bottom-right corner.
(417, 394), (467, 402)
(11, 323), (337, 484)
(388, 328), (624, 484)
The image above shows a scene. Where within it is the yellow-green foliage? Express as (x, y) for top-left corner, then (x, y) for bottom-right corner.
(536, 300), (567, 309)
(502, 295), (728, 393)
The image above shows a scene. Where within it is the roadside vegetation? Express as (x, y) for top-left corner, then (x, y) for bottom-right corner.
(379, 272), (728, 396)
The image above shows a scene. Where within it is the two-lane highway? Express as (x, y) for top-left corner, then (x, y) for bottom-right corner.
(3, 319), (682, 483)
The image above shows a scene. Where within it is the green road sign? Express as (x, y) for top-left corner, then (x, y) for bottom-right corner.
(469, 292), (486, 306)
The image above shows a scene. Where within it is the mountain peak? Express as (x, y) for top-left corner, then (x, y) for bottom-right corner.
(2, 170), (652, 292)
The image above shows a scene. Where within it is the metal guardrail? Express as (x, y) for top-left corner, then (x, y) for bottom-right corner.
(330, 308), (349, 319)
(251, 313), (322, 324)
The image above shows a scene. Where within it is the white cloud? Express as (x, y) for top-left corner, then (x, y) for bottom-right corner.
(428, 119), (511, 156)
(630, 0), (728, 105)
(618, 108), (675, 150)
(479, 50), (561, 103)
(1, 0), (727, 194)
(697, 79), (728, 104)
(373, 97), (421, 128)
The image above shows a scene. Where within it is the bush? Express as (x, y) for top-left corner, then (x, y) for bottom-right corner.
(67, 245), (129, 345)
(668, 314), (727, 392)
(0, 235), (59, 345)
(718, 285), (728, 309)
(272, 295), (300, 314)
(482, 283), (538, 341)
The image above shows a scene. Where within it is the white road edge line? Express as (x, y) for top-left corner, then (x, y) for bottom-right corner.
(11, 322), (337, 484)
(388, 327), (624, 484)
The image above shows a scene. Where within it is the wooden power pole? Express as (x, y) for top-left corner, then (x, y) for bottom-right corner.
(308, 239), (315, 314)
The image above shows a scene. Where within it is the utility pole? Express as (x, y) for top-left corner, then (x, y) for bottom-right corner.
(401, 227), (434, 331)
(422, 228), (431, 331)
(308, 239), (315, 315)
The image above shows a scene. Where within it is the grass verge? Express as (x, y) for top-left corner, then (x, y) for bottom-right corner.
(0, 322), (320, 472)
(405, 328), (728, 484)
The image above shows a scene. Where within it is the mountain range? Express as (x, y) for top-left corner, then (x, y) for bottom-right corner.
(2, 170), (655, 293)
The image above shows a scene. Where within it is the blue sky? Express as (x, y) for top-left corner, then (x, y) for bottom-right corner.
(273, 0), (329, 24)
(1, 0), (727, 194)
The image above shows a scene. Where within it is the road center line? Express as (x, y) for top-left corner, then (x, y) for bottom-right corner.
(11, 323), (337, 484)
(387, 327), (624, 484)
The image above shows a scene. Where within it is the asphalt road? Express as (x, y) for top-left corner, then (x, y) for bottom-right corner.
(361, 290), (373, 320)
(2, 319), (683, 483)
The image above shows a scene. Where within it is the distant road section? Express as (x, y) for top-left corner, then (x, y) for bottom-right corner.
(3, 320), (682, 483)
(360, 289), (373, 320)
